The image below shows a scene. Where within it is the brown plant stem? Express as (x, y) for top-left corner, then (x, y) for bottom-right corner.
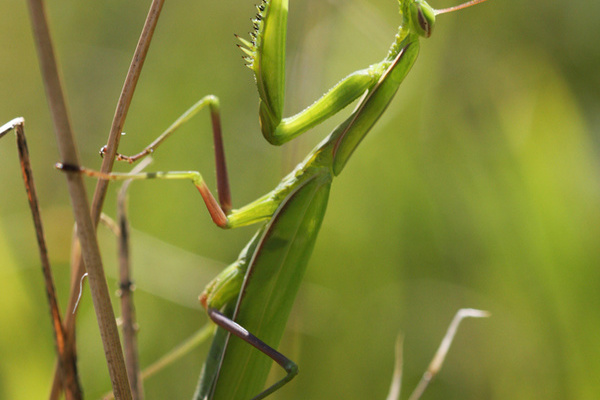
(116, 158), (154, 400)
(47, 1), (166, 398)
(25, 0), (132, 398)
(1, 119), (83, 399)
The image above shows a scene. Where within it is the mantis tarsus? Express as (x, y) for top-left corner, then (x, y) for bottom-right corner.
(4, 0), (489, 398)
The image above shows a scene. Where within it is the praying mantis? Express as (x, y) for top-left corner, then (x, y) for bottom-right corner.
(3, 0), (489, 398)
(55, 0), (490, 398)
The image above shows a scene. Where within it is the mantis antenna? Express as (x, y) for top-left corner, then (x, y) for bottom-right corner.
(435, 0), (489, 15)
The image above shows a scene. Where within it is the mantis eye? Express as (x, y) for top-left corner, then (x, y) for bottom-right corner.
(409, 0), (436, 38)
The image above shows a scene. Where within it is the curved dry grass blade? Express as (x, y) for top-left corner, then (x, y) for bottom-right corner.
(407, 308), (490, 400)
(385, 334), (404, 400)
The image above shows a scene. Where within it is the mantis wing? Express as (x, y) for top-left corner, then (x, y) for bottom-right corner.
(196, 172), (332, 399)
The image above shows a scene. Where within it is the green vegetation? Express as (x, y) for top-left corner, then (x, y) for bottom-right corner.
(1, 0), (599, 399)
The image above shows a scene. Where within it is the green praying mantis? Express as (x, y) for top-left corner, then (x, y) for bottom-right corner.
(57, 0), (490, 398)
(3, 0), (489, 398)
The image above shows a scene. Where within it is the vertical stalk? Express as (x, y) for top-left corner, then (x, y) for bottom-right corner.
(47, 1), (166, 398)
(25, 1), (132, 398)
(117, 193), (143, 399)
(116, 159), (154, 400)
(1, 119), (83, 399)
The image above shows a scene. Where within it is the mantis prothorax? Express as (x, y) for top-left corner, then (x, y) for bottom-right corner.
(55, 0), (489, 398)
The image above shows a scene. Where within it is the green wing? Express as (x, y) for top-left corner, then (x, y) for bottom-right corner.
(208, 172), (331, 400)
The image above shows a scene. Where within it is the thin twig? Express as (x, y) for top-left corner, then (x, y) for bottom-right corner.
(100, 213), (121, 237)
(407, 308), (490, 400)
(1, 119), (83, 399)
(116, 158), (153, 400)
(25, 1), (132, 398)
(46, 0), (166, 398)
(385, 334), (404, 400)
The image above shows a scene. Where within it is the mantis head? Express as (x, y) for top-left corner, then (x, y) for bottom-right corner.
(403, 0), (489, 38)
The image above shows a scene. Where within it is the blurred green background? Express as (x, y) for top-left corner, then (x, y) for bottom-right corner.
(1, 0), (599, 398)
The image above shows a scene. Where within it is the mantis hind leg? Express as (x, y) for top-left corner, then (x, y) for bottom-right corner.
(206, 308), (298, 400)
